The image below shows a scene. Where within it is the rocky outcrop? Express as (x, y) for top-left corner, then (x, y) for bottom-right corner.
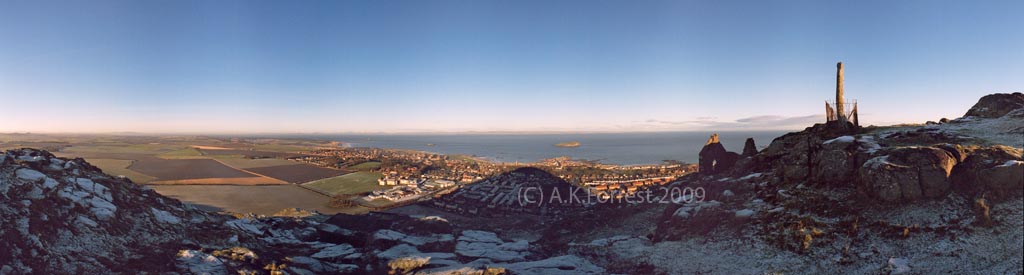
(699, 134), (740, 174)
(858, 147), (957, 202)
(742, 138), (758, 157)
(0, 149), (242, 274)
(963, 92), (1024, 118)
(951, 145), (1024, 199)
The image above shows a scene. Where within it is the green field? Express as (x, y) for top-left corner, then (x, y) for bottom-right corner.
(347, 161), (381, 171)
(157, 147), (205, 159)
(63, 143), (183, 155)
(86, 158), (157, 183)
(303, 171), (385, 195)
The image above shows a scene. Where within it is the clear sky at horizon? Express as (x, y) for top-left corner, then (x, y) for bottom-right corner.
(1, 0), (1021, 133)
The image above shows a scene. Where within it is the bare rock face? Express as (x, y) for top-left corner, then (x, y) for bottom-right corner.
(963, 92), (1024, 118)
(698, 134), (740, 174)
(814, 145), (856, 185)
(858, 147), (957, 202)
(0, 149), (238, 274)
(759, 130), (823, 183)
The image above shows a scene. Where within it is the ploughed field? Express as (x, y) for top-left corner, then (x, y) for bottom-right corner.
(196, 148), (303, 159)
(129, 157), (254, 180)
(244, 164), (343, 184)
(8, 135), (357, 214)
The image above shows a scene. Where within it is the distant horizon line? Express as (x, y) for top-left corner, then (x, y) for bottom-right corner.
(0, 128), (805, 136)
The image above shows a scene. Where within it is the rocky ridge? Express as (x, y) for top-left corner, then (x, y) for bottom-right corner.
(642, 93), (1023, 273)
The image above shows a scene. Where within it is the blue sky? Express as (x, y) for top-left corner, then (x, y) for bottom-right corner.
(1, 0), (1021, 133)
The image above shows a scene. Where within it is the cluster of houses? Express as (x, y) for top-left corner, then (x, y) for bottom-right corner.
(366, 185), (424, 202)
(365, 179), (457, 202)
(432, 170), (580, 217)
(584, 176), (675, 199)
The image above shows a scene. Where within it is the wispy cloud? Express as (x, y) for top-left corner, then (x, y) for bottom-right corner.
(636, 114), (820, 131)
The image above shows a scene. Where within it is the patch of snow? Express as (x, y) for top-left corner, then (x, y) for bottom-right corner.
(722, 190), (734, 197)
(739, 173), (763, 180)
(735, 209), (755, 218)
(863, 156), (897, 170)
(673, 207), (692, 219)
(1000, 160), (1023, 167)
(857, 136), (883, 153)
(824, 135), (855, 144)
(886, 257), (911, 274)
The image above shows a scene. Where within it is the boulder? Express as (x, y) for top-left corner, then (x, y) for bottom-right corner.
(963, 92), (1024, 118)
(979, 160), (1024, 192)
(951, 145), (1024, 198)
(858, 147), (957, 202)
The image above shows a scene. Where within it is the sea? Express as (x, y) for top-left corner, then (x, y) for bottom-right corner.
(270, 131), (792, 165)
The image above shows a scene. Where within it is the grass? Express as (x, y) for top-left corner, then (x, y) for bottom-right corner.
(450, 154), (485, 163)
(347, 161), (381, 171)
(63, 144), (178, 154)
(148, 184), (368, 215)
(303, 171), (385, 195)
(86, 158), (157, 183)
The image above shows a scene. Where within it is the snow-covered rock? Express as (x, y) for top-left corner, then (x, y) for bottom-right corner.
(824, 135), (855, 144)
(151, 208), (181, 224)
(311, 243), (356, 260)
(734, 209), (755, 218)
(15, 168), (46, 182)
(455, 230), (529, 262)
(176, 250), (227, 275)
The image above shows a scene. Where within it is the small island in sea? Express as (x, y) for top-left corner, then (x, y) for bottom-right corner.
(554, 141), (581, 148)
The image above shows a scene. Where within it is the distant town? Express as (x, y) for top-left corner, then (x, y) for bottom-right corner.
(293, 147), (695, 209)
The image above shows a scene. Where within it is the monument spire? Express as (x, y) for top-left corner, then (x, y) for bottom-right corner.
(836, 62), (845, 122)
